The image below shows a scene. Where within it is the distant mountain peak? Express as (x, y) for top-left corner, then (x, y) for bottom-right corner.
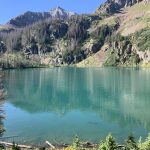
(49, 6), (76, 18)
(7, 7), (77, 28)
(51, 6), (65, 11)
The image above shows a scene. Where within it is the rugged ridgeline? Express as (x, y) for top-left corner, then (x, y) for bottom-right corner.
(0, 0), (150, 68)
(8, 7), (76, 28)
(96, 0), (150, 14)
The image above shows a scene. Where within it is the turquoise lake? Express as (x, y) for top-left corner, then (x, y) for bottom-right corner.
(2, 67), (150, 144)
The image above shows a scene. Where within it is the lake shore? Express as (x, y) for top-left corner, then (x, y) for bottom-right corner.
(0, 140), (99, 150)
(0, 133), (150, 150)
(1, 53), (150, 69)
(1, 61), (150, 69)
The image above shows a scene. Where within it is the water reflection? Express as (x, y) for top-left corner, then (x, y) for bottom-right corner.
(3, 68), (150, 143)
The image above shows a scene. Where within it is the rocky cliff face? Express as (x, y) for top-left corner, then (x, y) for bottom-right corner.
(8, 7), (76, 28)
(96, 0), (145, 14)
(104, 35), (140, 66)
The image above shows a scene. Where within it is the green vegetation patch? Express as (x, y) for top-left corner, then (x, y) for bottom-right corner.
(133, 28), (150, 51)
(0, 53), (46, 69)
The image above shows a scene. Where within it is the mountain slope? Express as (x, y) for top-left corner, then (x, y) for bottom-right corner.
(0, 0), (150, 68)
(81, 1), (150, 67)
(118, 2), (150, 36)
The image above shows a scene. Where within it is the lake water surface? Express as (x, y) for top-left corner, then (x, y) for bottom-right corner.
(2, 67), (150, 144)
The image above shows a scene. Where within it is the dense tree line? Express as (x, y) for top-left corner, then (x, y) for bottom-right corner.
(0, 14), (119, 66)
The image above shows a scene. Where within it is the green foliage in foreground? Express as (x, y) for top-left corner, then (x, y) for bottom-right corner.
(99, 134), (118, 150)
(0, 134), (150, 149)
(12, 142), (21, 150)
(71, 134), (150, 150)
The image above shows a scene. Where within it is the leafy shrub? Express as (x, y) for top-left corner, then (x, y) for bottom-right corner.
(99, 134), (118, 150)
(72, 136), (81, 150)
(125, 134), (138, 150)
(138, 134), (150, 150)
(134, 28), (150, 51)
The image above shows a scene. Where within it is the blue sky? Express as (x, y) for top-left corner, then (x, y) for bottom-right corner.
(0, 0), (105, 24)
